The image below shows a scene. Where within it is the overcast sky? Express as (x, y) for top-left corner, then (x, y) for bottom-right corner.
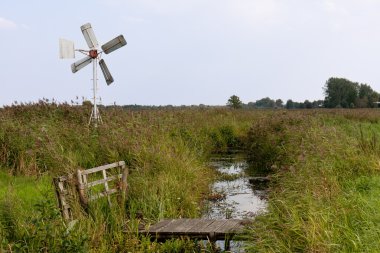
(1, 0), (380, 106)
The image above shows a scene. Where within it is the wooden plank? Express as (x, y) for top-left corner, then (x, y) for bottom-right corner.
(102, 169), (112, 206)
(215, 219), (244, 234)
(183, 219), (214, 233)
(102, 170), (109, 192)
(81, 161), (125, 175)
(147, 219), (175, 233)
(86, 174), (122, 187)
(157, 219), (188, 233)
(184, 220), (221, 239)
(144, 219), (211, 239)
(197, 220), (228, 233)
(139, 218), (249, 241)
(162, 219), (195, 233)
(184, 219), (206, 233)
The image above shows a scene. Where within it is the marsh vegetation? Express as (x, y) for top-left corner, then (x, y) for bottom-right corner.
(1, 103), (380, 252)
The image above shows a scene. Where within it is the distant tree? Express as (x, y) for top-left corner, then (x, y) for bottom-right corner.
(275, 99), (284, 108)
(312, 100), (324, 108)
(285, 99), (324, 109)
(255, 97), (275, 108)
(247, 102), (256, 108)
(359, 84), (373, 98)
(227, 95), (243, 109)
(285, 99), (294, 109)
(356, 96), (368, 108)
(304, 100), (312, 109)
(324, 77), (359, 108)
(357, 84), (379, 108)
(370, 92), (380, 108)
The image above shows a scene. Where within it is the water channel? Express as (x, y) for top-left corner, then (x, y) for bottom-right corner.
(202, 153), (268, 252)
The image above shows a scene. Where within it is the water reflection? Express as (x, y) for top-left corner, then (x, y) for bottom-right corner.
(204, 154), (268, 219)
(202, 154), (268, 252)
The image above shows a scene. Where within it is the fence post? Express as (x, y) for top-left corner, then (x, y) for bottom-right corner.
(53, 175), (72, 221)
(121, 162), (129, 205)
(76, 169), (89, 213)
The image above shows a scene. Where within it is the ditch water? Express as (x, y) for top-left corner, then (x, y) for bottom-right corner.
(202, 153), (268, 252)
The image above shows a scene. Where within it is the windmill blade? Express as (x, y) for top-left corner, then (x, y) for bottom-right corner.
(101, 35), (127, 54)
(71, 56), (92, 73)
(59, 38), (75, 59)
(99, 59), (114, 85)
(80, 23), (98, 49)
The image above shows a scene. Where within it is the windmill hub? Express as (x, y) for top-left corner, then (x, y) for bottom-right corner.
(89, 50), (98, 59)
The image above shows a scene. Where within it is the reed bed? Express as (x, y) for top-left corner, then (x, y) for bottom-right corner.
(2, 104), (380, 252)
(0, 102), (257, 252)
(245, 109), (380, 252)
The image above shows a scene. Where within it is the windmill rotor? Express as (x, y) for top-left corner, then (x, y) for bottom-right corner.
(59, 22), (127, 126)
(102, 35), (127, 54)
(71, 56), (92, 73)
(99, 59), (114, 85)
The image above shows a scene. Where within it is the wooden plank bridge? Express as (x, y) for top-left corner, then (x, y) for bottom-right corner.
(54, 161), (253, 249)
(139, 218), (251, 243)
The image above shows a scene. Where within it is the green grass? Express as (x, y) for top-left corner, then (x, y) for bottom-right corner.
(0, 103), (257, 252)
(245, 109), (380, 252)
(0, 171), (51, 204)
(3, 104), (380, 252)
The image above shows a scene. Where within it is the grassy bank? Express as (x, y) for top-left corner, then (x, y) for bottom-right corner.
(0, 103), (257, 252)
(245, 109), (380, 252)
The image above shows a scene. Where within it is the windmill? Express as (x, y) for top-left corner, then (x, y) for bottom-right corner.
(59, 23), (127, 126)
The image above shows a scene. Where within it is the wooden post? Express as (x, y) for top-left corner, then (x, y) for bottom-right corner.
(208, 232), (217, 251)
(102, 169), (112, 207)
(77, 169), (89, 213)
(53, 176), (72, 221)
(224, 235), (231, 251)
(121, 162), (128, 205)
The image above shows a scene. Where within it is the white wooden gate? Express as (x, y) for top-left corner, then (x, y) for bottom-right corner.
(54, 161), (128, 220)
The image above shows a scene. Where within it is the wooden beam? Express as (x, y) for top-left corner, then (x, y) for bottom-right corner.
(80, 161), (126, 175)
(85, 174), (122, 187)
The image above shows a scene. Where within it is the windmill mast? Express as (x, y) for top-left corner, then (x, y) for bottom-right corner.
(90, 56), (102, 126)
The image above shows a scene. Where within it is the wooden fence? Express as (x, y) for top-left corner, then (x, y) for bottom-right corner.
(54, 161), (128, 220)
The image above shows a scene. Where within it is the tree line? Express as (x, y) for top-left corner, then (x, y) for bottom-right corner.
(227, 77), (380, 109)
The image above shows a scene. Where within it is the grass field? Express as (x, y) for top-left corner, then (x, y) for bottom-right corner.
(0, 103), (256, 252)
(245, 110), (380, 252)
(1, 103), (380, 252)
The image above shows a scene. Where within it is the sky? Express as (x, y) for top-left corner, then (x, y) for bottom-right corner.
(2, 0), (380, 106)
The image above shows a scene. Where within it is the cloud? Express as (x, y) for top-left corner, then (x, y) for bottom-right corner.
(0, 17), (17, 30)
